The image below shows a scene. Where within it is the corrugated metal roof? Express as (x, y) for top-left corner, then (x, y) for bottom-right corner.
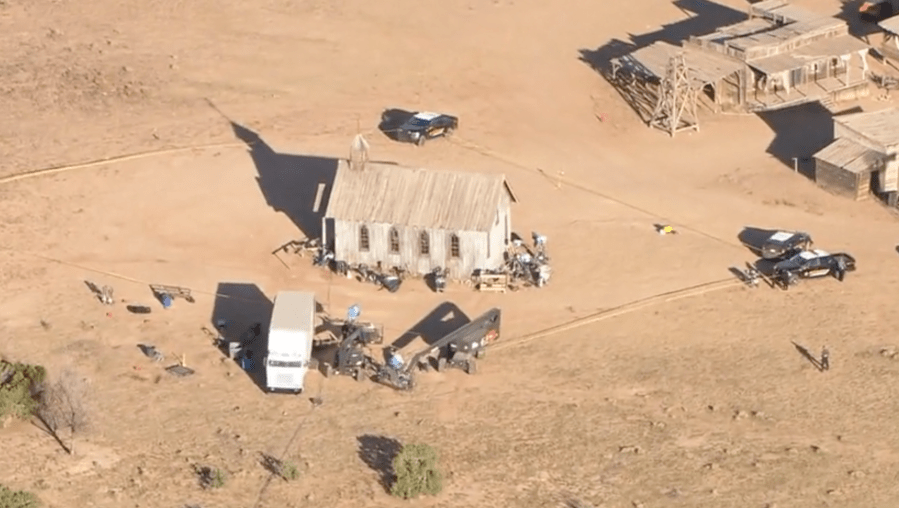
(836, 107), (899, 147)
(749, 0), (790, 15)
(726, 17), (845, 51)
(324, 161), (516, 232)
(692, 5), (846, 55)
(747, 35), (869, 74)
(693, 18), (772, 46)
(750, 1), (833, 25)
(813, 137), (884, 173)
(761, 4), (823, 24)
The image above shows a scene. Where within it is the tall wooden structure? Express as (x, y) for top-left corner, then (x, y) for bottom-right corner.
(649, 53), (700, 137)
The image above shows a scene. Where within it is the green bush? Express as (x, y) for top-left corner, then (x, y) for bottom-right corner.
(208, 468), (226, 489)
(0, 361), (46, 420)
(197, 466), (226, 489)
(0, 485), (40, 508)
(281, 461), (300, 481)
(390, 443), (443, 499)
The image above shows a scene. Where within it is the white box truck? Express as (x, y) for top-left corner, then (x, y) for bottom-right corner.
(265, 291), (316, 393)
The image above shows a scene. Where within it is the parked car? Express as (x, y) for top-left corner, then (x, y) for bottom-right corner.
(760, 230), (813, 260)
(772, 249), (856, 289)
(390, 111), (458, 146)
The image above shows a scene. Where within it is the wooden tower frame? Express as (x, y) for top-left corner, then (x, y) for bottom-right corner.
(649, 53), (700, 137)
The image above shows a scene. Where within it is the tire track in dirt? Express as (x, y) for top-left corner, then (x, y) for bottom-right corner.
(0, 141), (247, 185)
(493, 278), (742, 352)
(447, 135), (744, 250)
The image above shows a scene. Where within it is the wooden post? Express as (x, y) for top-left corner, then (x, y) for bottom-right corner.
(844, 54), (850, 86)
(272, 251), (290, 270)
(792, 157), (798, 173)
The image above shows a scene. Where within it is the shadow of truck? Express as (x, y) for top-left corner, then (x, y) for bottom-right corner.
(211, 282), (273, 393)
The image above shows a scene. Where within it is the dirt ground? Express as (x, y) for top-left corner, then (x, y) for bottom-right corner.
(4, 0), (899, 506)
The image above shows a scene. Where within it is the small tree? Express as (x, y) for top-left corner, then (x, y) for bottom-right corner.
(0, 485), (40, 508)
(390, 443), (443, 499)
(36, 370), (89, 455)
(0, 361), (46, 420)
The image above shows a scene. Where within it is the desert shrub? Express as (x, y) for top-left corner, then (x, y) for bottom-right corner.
(0, 361), (46, 420)
(390, 443), (443, 499)
(281, 461), (300, 481)
(197, 466), (226, 489)
(0, 485), (40, 508)
(35, 369), (90, 455)
(260, 453), (300, 481)
(208, 468), (226, 489)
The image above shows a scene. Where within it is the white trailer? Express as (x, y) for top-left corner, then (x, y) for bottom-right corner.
(265, 291), (316, 393)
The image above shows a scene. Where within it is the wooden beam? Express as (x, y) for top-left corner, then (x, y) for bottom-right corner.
(313, 182), (326, 213)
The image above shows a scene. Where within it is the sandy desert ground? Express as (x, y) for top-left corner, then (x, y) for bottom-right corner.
(4, 0), (899, 506)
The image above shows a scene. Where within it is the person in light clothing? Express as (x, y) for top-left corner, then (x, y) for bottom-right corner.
(388, 347), (404, 370)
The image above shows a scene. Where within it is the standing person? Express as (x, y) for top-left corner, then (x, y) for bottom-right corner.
(820, 346), (830, 371)
(388, 347), (404, 370)
(835, 257), (847, 282)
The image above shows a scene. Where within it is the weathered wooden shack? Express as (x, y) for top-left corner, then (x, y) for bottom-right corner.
(813, 108), (899, 204)
(610, 1), (870, 115)
(878, 16), (899, 62)
(322, 161), (518, 280)
(610, 41), (744, 113)
(813, 138), (881, 200)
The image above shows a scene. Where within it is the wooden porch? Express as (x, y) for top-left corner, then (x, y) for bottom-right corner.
(747, 77), (870, 111)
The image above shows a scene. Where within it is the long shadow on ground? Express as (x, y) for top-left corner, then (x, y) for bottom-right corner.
(756, 103), (862, 180)
(357, 434), (402, 493)
(211, 282), (273, 393)
(230, 121), (338, 240)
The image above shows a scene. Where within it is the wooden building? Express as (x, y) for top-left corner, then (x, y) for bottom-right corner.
(813, 138), (881, 200)
(322, 161), (518, 280)
(813, 108), (899, 204)
(878, 16), (899, 62)
(611, 41), (744, 113)
(610, 0), (870, 115)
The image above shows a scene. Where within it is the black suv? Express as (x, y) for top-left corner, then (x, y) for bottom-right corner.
(772, 249), (856, 289)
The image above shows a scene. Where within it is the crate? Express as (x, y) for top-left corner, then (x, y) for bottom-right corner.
(476, 273), (509, 293)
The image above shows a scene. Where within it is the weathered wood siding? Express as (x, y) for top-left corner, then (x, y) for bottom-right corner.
(883, 143), (899, 193)
(449, 230), (488, 280)
(487, 191), (513, 267)
(859, 170), (872, 197)
(829, 82), (870, 104)
(721, 75), (740, 104)
(877, 162), (899, 193)
(331, 220), (503, 279)
(833, 122), (897, 193)
(881, 35), (899, 63)
(327, 183), (513, 280)
(814, 159), (867, 200)
(487, 209), (506, 268)
(741, 25), (848, 61)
